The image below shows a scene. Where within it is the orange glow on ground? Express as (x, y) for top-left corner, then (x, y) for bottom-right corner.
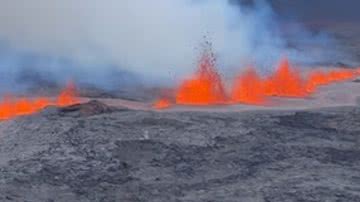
(153, 98), (172, 109)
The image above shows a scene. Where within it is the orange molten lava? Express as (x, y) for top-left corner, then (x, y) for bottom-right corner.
(175, 53), (227, 105)
(0, 82), (79, 120)
(231, 59), (358, 104)
(306, 69), (356, 93)
(231, 68), (265, 105)
(154, 56), (359, 108)
(264, 59), (308, 97)
(153, 98), (172, 109)
(57, 81), (79, 107)
(306, 70), (329, 93)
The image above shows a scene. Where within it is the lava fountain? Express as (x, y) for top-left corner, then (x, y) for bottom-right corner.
(175, 51), (227, 105)
(154, 55), (360, 109)
(231, 67), (265, 105)
(263, 59), (308, 98)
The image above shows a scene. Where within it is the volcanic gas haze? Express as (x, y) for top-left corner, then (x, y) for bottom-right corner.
(0, 0), (347, 88)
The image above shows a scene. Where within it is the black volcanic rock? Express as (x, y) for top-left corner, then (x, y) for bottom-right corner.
(59, 100), (118, 117)
(1, 107), (360, 201)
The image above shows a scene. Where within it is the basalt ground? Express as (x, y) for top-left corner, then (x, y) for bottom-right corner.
(0, 98), (360, 202)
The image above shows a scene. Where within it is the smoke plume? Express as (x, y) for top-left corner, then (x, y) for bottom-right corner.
(0, 0), (351, 91)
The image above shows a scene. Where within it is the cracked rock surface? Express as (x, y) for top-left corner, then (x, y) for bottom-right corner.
(1, 101), (360, 202)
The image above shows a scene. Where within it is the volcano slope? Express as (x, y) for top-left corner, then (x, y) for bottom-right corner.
(0, 100), (360, 202)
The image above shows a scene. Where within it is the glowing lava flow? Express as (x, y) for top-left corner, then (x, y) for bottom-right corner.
(0, 83), (79, 120)
(154, 57), (359, 109)
(306, 69), (355, 93)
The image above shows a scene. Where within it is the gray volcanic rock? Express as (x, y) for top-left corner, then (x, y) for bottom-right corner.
(58, 100), (120, 117)
(0, 103), (360, 201)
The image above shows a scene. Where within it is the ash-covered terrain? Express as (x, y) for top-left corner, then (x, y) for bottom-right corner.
(1, 100), (360, 202)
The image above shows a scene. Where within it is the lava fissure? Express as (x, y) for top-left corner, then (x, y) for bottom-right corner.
(0, 82), (79, 120)
(154, 57), (359, 109)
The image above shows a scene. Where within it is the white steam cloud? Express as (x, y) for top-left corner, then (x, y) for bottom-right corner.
(0, 0), (350, 86)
